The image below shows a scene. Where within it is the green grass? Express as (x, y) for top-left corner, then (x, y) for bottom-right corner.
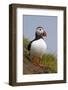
(42, 54), (57, 73)
(23, 38), (57, 73)
(23, 38), (30, 57)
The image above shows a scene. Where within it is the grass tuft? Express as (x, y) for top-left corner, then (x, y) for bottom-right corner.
(42, 54), (57, 73)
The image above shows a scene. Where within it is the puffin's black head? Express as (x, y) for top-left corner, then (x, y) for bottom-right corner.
(35, 26), (47, 39)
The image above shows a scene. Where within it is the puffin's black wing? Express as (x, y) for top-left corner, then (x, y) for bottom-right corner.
(28, 42), (31, 51)
(27, 39), (35, 51)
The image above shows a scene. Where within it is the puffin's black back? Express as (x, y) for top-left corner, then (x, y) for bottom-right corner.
(27, 41), (32, 51)
(27, 39), (35, 51)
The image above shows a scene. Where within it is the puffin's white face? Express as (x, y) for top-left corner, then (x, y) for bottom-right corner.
(36, 27), (47, 37)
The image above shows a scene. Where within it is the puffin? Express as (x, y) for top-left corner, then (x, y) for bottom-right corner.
(28, 26), (47, 67)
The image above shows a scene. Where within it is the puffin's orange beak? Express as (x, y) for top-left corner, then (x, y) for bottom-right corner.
(43, 31), (47, 37)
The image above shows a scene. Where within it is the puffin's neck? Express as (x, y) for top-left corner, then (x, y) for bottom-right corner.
(35, 33), (43, 40)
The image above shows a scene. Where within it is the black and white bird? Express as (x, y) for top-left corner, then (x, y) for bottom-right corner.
(28, 26), (47, 67)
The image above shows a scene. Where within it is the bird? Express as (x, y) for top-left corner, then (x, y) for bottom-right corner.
(28, 26), (47, 67)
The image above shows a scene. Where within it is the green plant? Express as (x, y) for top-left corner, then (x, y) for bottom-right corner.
(42, 53), (57, 73)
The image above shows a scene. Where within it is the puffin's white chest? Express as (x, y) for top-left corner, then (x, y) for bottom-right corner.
(30, 39), (47, 57)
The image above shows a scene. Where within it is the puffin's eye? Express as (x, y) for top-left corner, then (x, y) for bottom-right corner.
(39, 29), (41, 31)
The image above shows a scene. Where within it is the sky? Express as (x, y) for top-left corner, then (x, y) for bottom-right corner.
(23, 15), (57, 54)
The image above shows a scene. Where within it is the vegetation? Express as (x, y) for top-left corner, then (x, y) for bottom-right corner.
(42, 54), (57, 73)
(23, 38), (57, 74)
